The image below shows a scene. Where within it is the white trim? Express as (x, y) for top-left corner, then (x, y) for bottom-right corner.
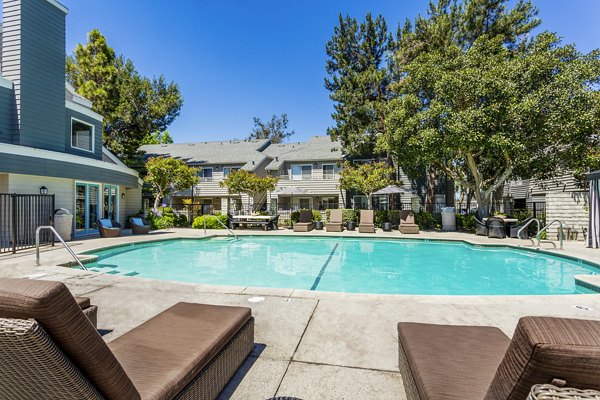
(70, 117), (95, 153)
(66, 100), (103, 122)
(0, 143), (139, 178)
(0, 77), (12, 90)
(45, 0), (68, 14)
(65, 83), (93, 108)
(102, 147), (128, 168)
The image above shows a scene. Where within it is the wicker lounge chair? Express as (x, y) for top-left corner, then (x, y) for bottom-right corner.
(293, 210), (314, 232)
(397, 316), (600, 400)
(98, 219), (121, 238)
(326, 209), (344, 232)
(0, 278), (254, 400)
(399, 210), (420, 234)
(475, 217), (488, 236)
(130, 217), (151, 235)
(487, 217), (506, 239)
(358, 210), (375, 233)
(75, 296), (98, 328)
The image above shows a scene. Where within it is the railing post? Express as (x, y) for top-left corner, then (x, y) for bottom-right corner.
(11, 194), (16, 254)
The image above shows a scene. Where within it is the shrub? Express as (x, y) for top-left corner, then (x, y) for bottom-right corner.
(414, 211), (440, 229)
(374, 210), (401, 228)
(191, 212), (228, 229)
(455, 214), (476, 233)
(147, 207), (189, 229)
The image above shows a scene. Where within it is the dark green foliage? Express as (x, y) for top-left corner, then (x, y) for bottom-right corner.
(325, 13), (397, 156)
(191, 213), (228, 229)
(248, 114), (295, 144)
(325, 209), (360, 224)
(146, 207), (188, 229)
(374, 210), (401, 228)
(455, 214), (476, 233)
(66, 29), (183, 164)
(414, 211), (441, 230)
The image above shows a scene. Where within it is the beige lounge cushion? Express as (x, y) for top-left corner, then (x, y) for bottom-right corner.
(360, 210), (374, 224)
(0, 278), (140, 399)
(397, 322), (510, 400)
(329, 209), (343, 223)
(109, 302), (252, 400)
(485, 316), (600, 400)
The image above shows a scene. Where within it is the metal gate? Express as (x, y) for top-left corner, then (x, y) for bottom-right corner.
(0, 194), (55, 254)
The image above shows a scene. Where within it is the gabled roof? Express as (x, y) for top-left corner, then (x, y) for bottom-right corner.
(263, 136), (343, 171)
(140, 139), (271, 171)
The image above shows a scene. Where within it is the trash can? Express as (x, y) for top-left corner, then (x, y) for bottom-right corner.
(441, 207), (456, 232)
(54, 208), (73, 241)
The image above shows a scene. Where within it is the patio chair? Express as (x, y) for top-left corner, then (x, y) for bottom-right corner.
(397, 316), (600, 400)
(358, 210), (375, 233)
(98, 219), (121, 238)
(0, 278), (254, 400)
(475, 217), (488, 236)
(399, 210), (420, 234)
(509, 217), (533, 239)
(326, 209), (344, 232)
(75, 296), (98, 328)
(293, 210), (314, 232)
(130, 217), (151, 235)
(487, 217), (506, 239)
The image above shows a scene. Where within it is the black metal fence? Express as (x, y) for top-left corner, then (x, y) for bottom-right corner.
(0, 194), (55, 254)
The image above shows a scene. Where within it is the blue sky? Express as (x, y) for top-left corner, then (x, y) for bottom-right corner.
(55, 1), (600, 143)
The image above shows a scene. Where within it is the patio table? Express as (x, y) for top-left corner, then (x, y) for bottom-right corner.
(230, 215), (276, 230)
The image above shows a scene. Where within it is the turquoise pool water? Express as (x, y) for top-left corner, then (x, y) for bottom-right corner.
(85, 237), (599, 295)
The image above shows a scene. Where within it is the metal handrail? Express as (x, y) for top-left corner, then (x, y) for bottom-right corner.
(36, 226), (88, 270)
(517, 218), (541, 240)
(536, 219), (565, 250)
(203, 216), (238, 239)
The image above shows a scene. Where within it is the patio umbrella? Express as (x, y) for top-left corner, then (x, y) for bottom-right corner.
(274, 186), (308, 210)
(373, 185), (413, 195)
(589, 178), (600, 248)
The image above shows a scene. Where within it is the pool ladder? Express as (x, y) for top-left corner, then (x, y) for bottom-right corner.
(517, 218), (564, 250)
(203, 215), (238, 240)
(35, 226), (88, 270)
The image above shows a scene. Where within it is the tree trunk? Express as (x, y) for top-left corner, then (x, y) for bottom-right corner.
(153, 193), (162, 211)
(425, 169), (436, 213)
(476, 190), (492, 219)
(367, 194), (372, 210)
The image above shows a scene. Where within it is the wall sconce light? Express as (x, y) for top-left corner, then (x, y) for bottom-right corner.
(313, 163), (318, 168)
(39, 186), (48, 195)
(121, 192), (126, 200)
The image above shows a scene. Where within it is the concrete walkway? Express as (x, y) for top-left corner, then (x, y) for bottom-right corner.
(1, 228), (600, 399)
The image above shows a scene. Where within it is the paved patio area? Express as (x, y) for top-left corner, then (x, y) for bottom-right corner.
(1, 228), (600, 399)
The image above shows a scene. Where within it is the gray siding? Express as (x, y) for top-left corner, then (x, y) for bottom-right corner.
(0, 85), (16, 143)
(64, 108), (103, 160)
(2, 0), (66, 151)
(0, 152), (139, 187)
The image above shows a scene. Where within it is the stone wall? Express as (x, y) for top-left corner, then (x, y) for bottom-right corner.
(545, 191), (588, 241)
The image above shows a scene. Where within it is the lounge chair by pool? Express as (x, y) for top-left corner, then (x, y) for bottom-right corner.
(0, 278), (254, 400)
(98, 219), (121, 238)
(358, 210), (375, 233)
(293, 210), (314, 232)
(326, 209), (344, 232)
(399, 210), (420, 234)
(130, 217), (151, 235)
(397, 316), (600, 400)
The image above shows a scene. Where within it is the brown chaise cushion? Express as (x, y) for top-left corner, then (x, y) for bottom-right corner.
(109, 302), (252, 400)
(398, 322), (510, 400)
(485, 316), (600, 400)
(75, 296), (91, 309)
(0, 278), (140, 399)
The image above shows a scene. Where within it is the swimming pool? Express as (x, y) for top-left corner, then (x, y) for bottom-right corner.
(85, 236), (600, 295)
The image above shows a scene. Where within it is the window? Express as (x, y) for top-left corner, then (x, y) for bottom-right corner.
(71, 119), (94, 152)
(291, 165), (312, 180)
(353, 195), (368, 210)
(223, 166), (240, 177)
(299, 198), (311, 210)
(199, 168), (213, 182)
(320, 197), (338, 209)
(322, 164), (335, 179)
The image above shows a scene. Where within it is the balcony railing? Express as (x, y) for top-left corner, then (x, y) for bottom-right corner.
(279, 174), (338, 181)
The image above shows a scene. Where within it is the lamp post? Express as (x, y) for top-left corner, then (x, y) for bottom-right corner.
(39, 186), (48, 195)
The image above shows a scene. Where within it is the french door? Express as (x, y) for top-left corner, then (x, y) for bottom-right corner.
(103, 185), (118, 220)
(75, 183), (100, 235)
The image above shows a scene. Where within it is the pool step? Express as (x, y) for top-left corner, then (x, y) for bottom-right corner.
(89, 268), (139, 277)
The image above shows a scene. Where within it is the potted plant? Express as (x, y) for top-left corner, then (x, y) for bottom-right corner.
(313, 210), (323, 230)
(382, 221), (393, 232)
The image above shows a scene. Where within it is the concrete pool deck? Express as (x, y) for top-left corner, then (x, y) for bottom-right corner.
(2, 228), (600, 399)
